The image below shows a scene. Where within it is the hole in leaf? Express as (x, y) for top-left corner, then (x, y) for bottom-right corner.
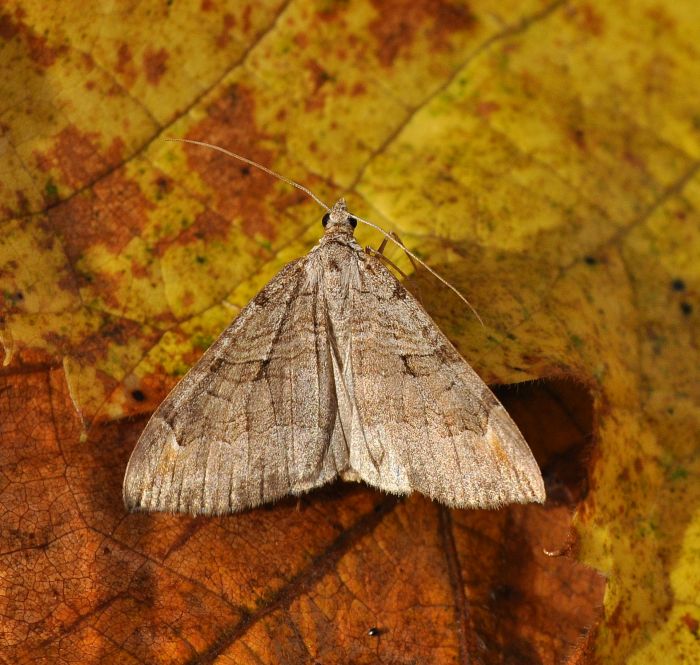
(131, 389), (146, 402)
(493, 377), (595, 505)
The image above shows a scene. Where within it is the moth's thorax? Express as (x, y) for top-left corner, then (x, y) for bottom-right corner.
(305, 221), (363, 296)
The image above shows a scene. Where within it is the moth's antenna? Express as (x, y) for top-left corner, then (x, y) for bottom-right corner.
(167, 137), (482, 326)
(165, 138), (331, 212)
(354, 214), (485, 327)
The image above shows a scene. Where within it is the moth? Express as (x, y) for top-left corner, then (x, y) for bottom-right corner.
(123, 141), (545, 515)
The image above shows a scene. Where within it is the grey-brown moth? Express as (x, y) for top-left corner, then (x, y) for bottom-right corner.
(123, 144), (545, 515)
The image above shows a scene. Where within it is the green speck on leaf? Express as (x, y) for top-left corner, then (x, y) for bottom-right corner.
(637, 518), (660, 538)
(45, 179), (58, 199)
(318, 0), (349, 15)
(669, 467), (689, 481)
(2, 289), (21, 304)
(195, 255), (206, 265)
(171, 362), (190, 377)
(192, 333), (214, 351)
(570, 334), (584, 349)
(661, 457), (689, 481)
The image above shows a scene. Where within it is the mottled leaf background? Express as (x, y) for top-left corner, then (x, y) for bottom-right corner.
(0, 0), (698, 663)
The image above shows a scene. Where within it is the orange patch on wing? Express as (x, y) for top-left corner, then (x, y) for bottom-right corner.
(487, 430), (511, 465)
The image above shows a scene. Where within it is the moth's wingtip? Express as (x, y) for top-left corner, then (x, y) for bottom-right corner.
(529, 473), (547, 505)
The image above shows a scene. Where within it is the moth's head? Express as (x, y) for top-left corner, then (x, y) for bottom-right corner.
(322, 198), (357, 235)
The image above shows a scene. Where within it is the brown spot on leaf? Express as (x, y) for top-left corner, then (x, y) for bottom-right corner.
(115, 42), (137, 87)
(646, 6), (676, 33)
(153, 208), (231, 258)
(294, 32), (309, 49)
(183, 85), (282, 239)
(242, 5), (252, 33)
(304, 59), (333, 112)
(14, 190), (31, 215)
(566, 3), (605, 36)
(56, 270), (80, 294)
(80, 51), (95, 72)
(216, 13), (237, 48)
(181, 290), (196, 309)
(153, 174), (172, 198)
(0, 12), (65, 67)
(33, 126), (126, 192)
(682, 613), (699, 637)
(0, 14), (19, 40)
(476, 100), (500, 117)
(570, 126), (587, 149)
(306, 59), (332, 92)
(369, 0), (476, 67)
(143, 47), (168, 85)
(47, 167), (154, 262)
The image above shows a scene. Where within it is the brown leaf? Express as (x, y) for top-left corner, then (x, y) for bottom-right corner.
(1, 365), (602, 663)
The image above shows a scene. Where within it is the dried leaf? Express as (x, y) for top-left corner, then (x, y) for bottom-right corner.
(1, 1), (698, 663)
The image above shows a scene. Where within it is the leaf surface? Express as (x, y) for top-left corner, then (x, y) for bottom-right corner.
(1, 1), (698, 663)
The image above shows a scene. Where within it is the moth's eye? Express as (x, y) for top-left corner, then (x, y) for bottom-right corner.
(322, 212), (330, 227)
(349, 216), (357, 229)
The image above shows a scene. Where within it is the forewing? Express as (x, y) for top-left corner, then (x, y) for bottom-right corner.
(348, 257), (545, 509)
(123, 258), (346, 515)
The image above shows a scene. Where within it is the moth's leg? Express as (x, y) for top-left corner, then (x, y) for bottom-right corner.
(365, 246), (409, 279)
(373, 236), (389, 256)
(368, 231), (419, 272)
(365, 232), (425, 303)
